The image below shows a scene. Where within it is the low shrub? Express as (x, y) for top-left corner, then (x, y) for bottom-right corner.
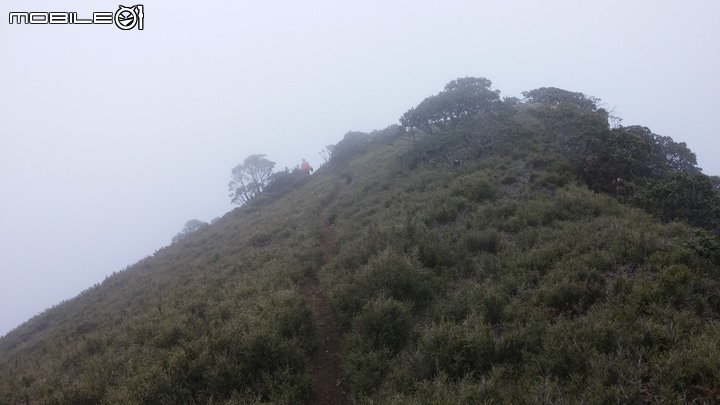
(350, 297), (413, 353)
(342, 298), (413, 396)
(425, 196), (469, 225)
(464, 229), (501, 254)
(451, 173), (498, 202)
(342, 346), (393, 396)
(331, 249), (433, 325)
(415, 317), (496, 381)
(328, 131), (370, 166)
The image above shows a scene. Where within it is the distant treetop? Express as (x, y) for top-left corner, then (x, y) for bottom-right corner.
(400, 76), (501, 137)
(522, 87), (599, 111)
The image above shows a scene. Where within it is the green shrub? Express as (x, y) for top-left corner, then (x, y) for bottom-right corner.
(331, 249), (433, 324)
(416, 318), (495, 381)
(328, 131), (370, 165)
(451, 173), (498, 202)
(384, 372), (501, 404)
(531, 172), (567, 189)
(529, 153), (553, 169)
(464, 229), (501, 254)
(500, 174), (518, 185)
(541, 320), (591, 379)
(425, 196), (468, 225)
(204, 331), (309, 401)
(481, 291), (506, 325)
(351, 297), (413, 353)
(263, 170), (311, 199)
(342, 298), (413, 397)
(262, 289), (316, 351)
(433, 282), (508, 325)
(343, 346), (393, 396)
(538, 264), (604, 315)
(495, 319), (544, 364)
(659, 327), (720, 402)
(248, 231), (272, 248)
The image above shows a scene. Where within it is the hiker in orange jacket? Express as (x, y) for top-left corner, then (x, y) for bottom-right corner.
(300, 158), (313, 175)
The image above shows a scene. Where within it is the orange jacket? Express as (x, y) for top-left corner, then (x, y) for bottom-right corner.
(300, 161), (312, 173)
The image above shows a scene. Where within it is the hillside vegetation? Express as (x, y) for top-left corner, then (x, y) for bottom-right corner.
(2, 78), (720, 404)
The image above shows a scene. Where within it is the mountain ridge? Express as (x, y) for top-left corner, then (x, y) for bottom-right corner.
(2, 78), (720, 403)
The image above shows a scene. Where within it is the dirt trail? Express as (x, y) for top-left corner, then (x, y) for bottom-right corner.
(300, 187), (349, 404)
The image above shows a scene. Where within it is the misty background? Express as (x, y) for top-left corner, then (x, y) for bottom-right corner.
(1, 0), (718, 337)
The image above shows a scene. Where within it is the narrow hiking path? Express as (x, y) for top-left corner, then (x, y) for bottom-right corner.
(300, 184), (349, 405)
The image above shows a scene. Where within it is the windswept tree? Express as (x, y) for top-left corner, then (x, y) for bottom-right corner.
(400, 77), (501, 138)
(228, 154), (275, 205)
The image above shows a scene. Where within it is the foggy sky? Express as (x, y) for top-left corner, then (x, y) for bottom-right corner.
(1, 0), (718, 337)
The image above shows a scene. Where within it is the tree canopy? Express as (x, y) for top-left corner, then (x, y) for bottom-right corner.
(228, 154), (276, 205)
(520, 88), (717, 233)
(522, 87), (600, 111)
(400, 77), (501, 137)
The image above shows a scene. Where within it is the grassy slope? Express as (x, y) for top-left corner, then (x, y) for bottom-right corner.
(0, 170), (339, 403)
(325, 132), (720, 403)
(1, 110), (720, 403)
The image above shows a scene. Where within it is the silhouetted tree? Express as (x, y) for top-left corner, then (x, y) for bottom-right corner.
(319, 145), (334, 165)
(228, 154), (275, 205)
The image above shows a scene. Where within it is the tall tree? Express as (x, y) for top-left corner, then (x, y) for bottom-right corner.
(228, 154), (275, 205)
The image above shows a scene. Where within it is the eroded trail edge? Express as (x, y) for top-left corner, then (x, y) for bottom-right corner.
(300, 188), (348, 405)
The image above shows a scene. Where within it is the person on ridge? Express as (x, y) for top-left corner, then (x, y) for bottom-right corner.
(300, 158), (313, 174)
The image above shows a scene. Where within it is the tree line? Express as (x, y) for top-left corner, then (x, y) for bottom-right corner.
(176, 76), (720, 243)
(398, 76), (720, 235)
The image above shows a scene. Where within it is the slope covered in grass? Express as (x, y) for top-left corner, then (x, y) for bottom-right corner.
(2, 78), (719, 403)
